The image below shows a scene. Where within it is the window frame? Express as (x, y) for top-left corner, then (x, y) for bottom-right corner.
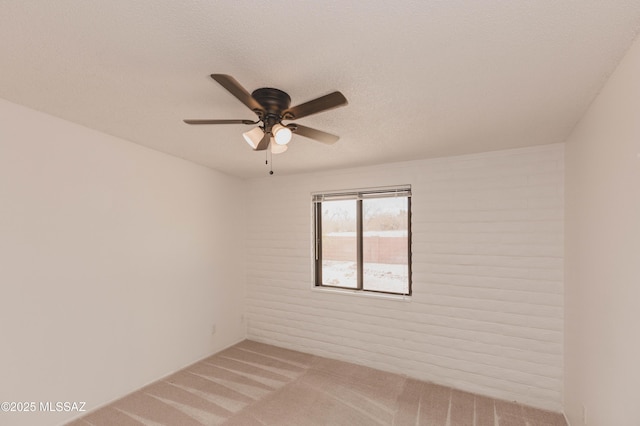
(313, 186), (412, 296)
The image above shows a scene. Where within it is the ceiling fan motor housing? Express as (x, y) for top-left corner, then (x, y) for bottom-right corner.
(251, 88), (291, 115)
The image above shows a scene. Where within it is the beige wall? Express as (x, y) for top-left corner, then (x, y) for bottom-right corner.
(564, 35), (640, 425)
(0, 99), (246, 426)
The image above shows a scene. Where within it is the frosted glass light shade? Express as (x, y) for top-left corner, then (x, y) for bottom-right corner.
(243, 127), (264, 149)
(270, 138), (288, 154)
(272, 124), (292, 145)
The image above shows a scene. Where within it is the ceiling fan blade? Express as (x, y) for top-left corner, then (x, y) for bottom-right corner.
(255, 132), (271, 151)
(283, 91), (347, 120)
(211, 74), (264, 114)
(183, 119), (257, 125)
(288, 124), (340, 144)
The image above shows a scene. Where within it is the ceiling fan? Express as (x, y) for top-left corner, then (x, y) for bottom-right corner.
(184, 74), (348, 154)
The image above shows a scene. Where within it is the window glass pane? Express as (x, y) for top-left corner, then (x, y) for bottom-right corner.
(321, 200), (357, 288)
(362, 197), (409, 294)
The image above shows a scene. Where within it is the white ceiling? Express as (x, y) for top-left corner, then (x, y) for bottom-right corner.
(2, 1), (640, 178)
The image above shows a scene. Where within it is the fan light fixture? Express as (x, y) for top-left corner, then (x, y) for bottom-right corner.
(242, 127), (263, 149)
(272, 124), (292, 145)
(244, 127), (288, 154)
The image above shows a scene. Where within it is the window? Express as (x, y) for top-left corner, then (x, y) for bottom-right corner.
(313, 186), (412, 296)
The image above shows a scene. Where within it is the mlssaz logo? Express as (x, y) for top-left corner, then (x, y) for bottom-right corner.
(39, 401), (86, 412)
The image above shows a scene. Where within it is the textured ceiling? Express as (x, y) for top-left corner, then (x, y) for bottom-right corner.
(2, 1), (640, 178)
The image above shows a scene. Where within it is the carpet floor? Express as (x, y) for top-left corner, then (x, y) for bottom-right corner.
(66, 340), (566, 426)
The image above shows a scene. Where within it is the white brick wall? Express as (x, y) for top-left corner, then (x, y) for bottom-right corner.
(245, 144), (564, 411)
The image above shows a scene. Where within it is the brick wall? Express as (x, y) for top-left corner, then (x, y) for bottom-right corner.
(245, 144), (564, 411)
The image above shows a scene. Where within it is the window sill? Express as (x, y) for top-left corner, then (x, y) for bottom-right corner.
(311, 285), (412, 302)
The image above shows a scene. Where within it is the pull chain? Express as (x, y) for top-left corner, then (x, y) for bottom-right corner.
(265, 143), (274, 175)
(269, 146), (274, 175)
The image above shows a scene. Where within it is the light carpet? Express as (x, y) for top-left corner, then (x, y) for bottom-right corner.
(67, 340), (566, 426)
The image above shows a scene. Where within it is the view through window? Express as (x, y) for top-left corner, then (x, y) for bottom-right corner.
(313, 187), (411, 295)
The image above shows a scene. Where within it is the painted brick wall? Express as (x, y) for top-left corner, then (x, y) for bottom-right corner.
(245, 144), (564, 411)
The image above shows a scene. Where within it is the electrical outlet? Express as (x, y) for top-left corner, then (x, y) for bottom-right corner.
(211, 324), (217, 335)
